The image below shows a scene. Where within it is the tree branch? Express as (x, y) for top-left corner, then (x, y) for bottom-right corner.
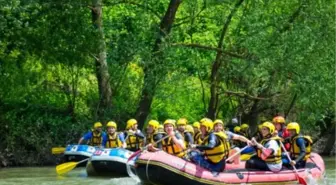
(170, 42), (252, 60)
(220, 90), (280, 100)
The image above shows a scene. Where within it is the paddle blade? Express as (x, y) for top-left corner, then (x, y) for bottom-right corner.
(52, 147), (65, 154)
(56, 162), (77, 175)
(127, 150), (141, 162)
(298, 176), (307, 185)
(260, 148), (273, 160)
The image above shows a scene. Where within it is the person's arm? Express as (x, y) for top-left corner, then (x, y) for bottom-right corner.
(185, 132), (194, 145)
(172, 132), (185, 150)
(196, 134), (217, 150)
(294, 138), (306, 163)
(229, 131), (252, 145)
(101, 134), (107, 148)
(135, 130), (145, 139)
(78, 132), (92, 145)
(154, 133), (163, 149)
(118, 133), (127, 148)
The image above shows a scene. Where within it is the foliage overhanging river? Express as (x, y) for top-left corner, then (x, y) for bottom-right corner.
(0, 157), (334, 185)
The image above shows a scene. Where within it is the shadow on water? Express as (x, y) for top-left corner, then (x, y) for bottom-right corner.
(0, 156), (334, 185)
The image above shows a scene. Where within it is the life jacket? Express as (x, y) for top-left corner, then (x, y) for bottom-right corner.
(162, 133), (185, 158)
(290, 135), (313, 161)
(194, 132), (202, 145)
(125, 130), (144, 151)
(278, 128), (291, 151)
(90, 130), (103, 146)
(105, 132), (122, 148)
(202, 132), (231, 163)
(257, 136), (282, 164)
(145, 130), (164, 146)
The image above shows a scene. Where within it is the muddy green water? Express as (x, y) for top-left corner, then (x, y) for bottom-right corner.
(0, 157), (335, 185)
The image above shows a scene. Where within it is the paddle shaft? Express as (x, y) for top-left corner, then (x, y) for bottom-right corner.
(280, 142), (307, 185)
(225, 145), (249, 162)
(78, 158), (90, 165)
(127, 133), (171, 162)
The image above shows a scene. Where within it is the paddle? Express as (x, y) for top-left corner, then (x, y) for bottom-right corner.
(127, 133), (171, 162)
(226, 145), (249, 163)
(52, 147), (66, 155)
(56, 158), (89, 175)
(251, 138), (273, 160)
(280, 142), (307, 185)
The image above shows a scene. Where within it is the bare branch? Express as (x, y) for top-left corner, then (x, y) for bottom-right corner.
(170, 42), (249, 60)
(220, 90), (280, 100)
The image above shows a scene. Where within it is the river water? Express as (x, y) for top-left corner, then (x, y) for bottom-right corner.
(0, 156), (335, 185)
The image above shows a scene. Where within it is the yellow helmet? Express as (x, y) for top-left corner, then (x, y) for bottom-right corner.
(214, 119), (224, 126)
(157, 124), (164, 132)
(234, 126), (241, 133)
(258, 124), (263, 130)
(126, 119), (137, 129)
(177, 118), (188, 125)
(200, 119), (213, 132)
(272, 116), (285, 124)
(241, 123), (249, 130)
(185, 125), (194, 134)
(106, 121), (117, 128)
(287, 122), (300, 134)
(148, 120), (159, 129)
(94, 122), (103, 128)
(262, 121), (275, 134)
(163, 119), (176, 127)
(192, 121), (200, 129)
(200, 117), (212, 123)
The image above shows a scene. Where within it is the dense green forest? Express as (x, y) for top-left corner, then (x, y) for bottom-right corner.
(0, 0), (334, 166)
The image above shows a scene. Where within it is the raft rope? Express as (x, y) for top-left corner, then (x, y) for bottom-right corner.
(145, 151), (156, 185)
(126, 154), (140, 183)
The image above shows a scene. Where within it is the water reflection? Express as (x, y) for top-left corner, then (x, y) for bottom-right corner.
(0, 156), (334, 185)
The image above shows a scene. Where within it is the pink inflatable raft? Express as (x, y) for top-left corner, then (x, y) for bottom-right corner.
(134, 151), (325, 185)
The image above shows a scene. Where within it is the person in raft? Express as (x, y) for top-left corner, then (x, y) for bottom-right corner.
(148, 119), (186, 158)
(192, 121), (203, 144)
(124, 119), (145, 152)
(246, 121), (283, 172)
(240, 123), (251, 139)
(283, 122), (313, 169)
(213, 119), (253, 162)
(145, 119), (164, 149)
(102, 121), (127, 149)
(78, 122), (106, 147)
(188, 119), (247, 175)
(176, 118), (194, 148)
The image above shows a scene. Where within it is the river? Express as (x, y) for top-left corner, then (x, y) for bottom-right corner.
(0, 156), (334, 185)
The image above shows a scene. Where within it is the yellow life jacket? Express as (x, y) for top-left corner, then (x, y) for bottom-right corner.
(162, 133), (185, 158)
(90, 130), (103, 146)
(145, 131), (163, 146)
(257, 136), (282, 164)
(105, 132), (122, 148)
(194, 132), (202, 145)
(290, 135), (313, 161)
(126, 131), (144, 151)
(203, 132), (231, 163)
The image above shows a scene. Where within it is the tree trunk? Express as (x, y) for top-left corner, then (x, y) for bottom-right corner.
(207, 0), (245, 119)
(321, 123), (335, 155)
(136, 0), (182, 129)
(91, 0), (112, 117)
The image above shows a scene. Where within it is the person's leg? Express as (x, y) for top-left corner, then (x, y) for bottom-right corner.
(295, 161), (306, 169)
(245, 157), (269, 171)
(189, 151), (224, 174)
